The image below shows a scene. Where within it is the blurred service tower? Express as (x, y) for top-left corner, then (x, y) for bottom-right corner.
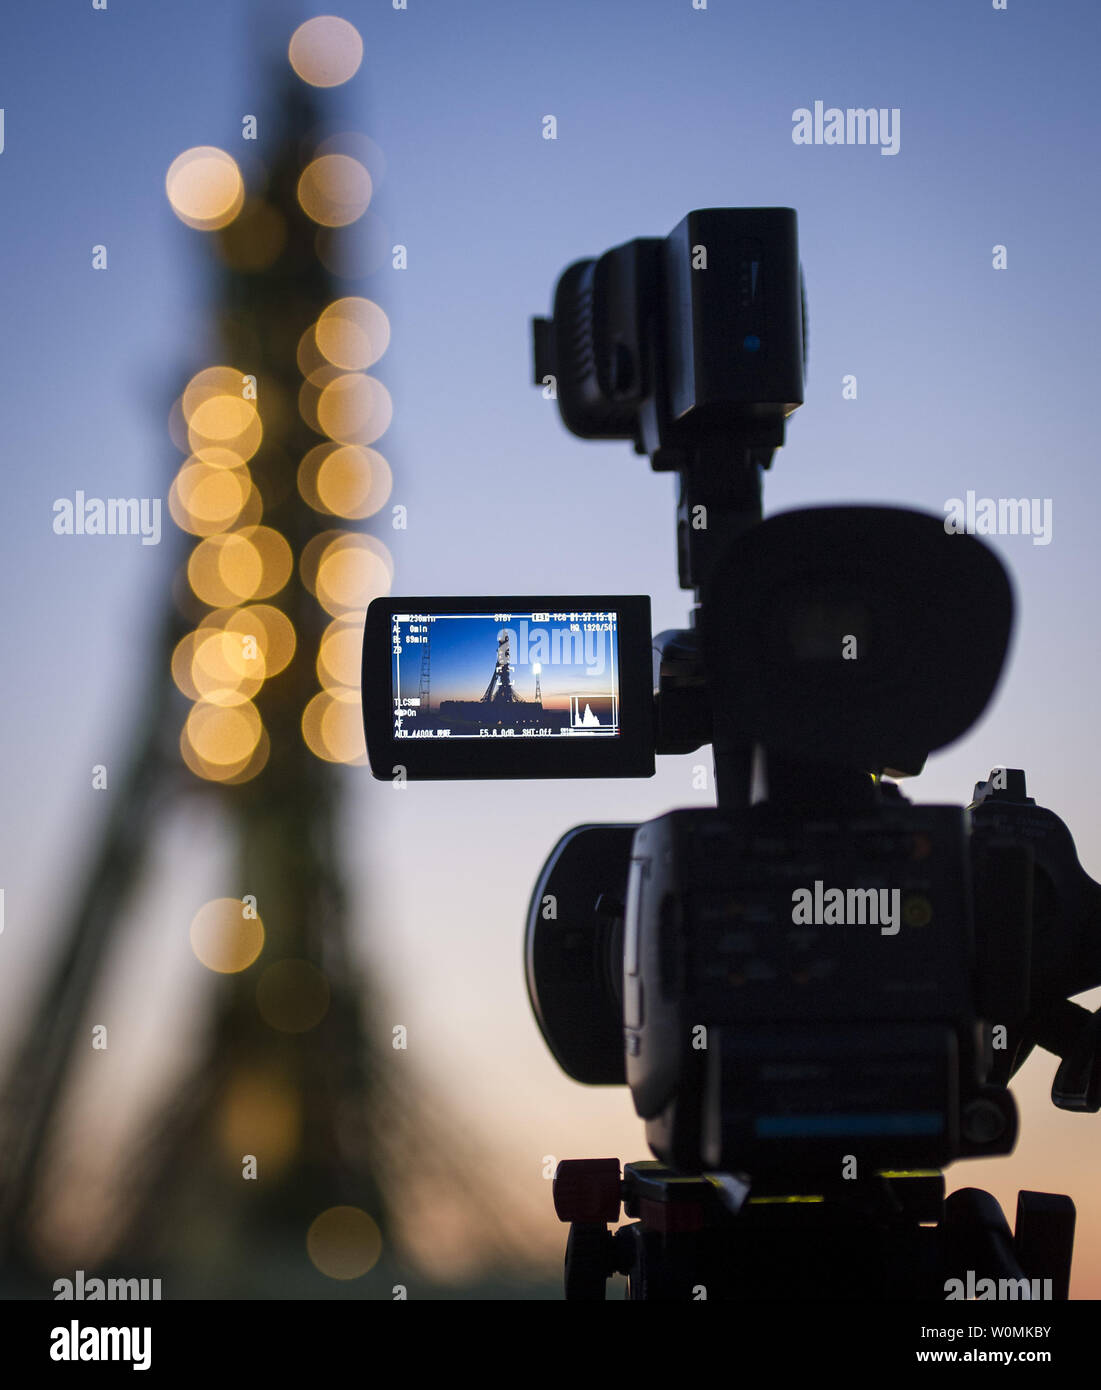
(0, 63), (398, 1294)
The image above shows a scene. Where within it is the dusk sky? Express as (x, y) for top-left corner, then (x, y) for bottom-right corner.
(2, 0), (1101, 1293)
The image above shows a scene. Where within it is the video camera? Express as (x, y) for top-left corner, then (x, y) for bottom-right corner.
(362, 209), (1101, 1298)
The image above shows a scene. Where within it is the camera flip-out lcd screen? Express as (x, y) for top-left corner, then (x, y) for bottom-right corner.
(363, 596), (654, 779)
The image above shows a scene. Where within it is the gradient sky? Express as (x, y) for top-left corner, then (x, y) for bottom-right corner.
(2, 0), (1101, 1291)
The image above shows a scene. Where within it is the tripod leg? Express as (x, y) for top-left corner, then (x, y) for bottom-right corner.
(564, 1222), (616, 1300)
(1014, 1191), (1075, 1301)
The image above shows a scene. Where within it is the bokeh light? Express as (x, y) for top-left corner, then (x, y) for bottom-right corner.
(193, 628), (266, 704)
(218, 1068), (301, 1176)
(297, 154), (372, 227)
(299, 529), (345, 594)
(179, 720), (270, 784)
(317, 618), (362, 689)
(188, 400), (262, 462)
(299, 531), (392, 617)
(316, 535), (392, 616)
(171, 629), (263, 705)
(256, 959), (330, 1033)
(182, 367), (263, 462)
(317, 373), (392, 445)
(188, 532), (262, 608)
(301, 687), (368, 764)
(187, 527), (292, 607)
(185, 699), (263, 768)
(315, 298), (390, 371)
(183, 367), (251, 418)
(219, 726), (272, 785)
(306, 1206), (382, 1281)
(297, 367), (343, 435)
(166, 147), (245, 231)
(189, 897), (265, 974)
(201, 604), (297, 679)
(288, 16), (364, 88)
(168, 457), (252, 536)
(189, 395), (256, 442)
(297, 443), (392, 519)
(317, 445), (391, 518)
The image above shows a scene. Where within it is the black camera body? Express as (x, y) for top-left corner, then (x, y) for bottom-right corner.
(363, 211), (1101, 1298)
(529, 800), (1015, 1180)
(628, 802), (997, 1175)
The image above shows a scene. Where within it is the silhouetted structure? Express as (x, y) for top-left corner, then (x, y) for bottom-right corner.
(0, 59), (535, 1298)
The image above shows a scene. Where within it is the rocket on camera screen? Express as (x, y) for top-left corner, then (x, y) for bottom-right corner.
(390, 609), (621, 740)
